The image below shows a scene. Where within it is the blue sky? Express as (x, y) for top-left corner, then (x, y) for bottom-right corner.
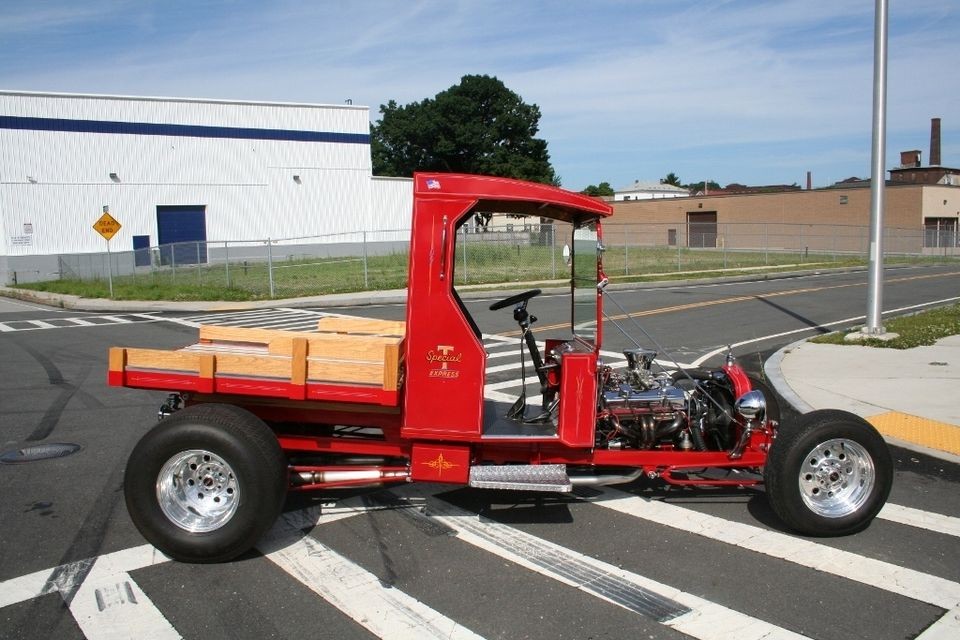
(2, 0), (957, 191)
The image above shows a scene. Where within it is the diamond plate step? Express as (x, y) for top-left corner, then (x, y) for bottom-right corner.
(468, 464), (572, 492)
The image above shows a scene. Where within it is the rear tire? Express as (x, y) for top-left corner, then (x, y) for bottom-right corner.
(764, 409), (892, 536)
(125, 403), (287, 563)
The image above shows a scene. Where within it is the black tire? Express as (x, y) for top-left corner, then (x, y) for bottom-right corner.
(124, 403), (287, 563)
(764, 409), (892, 536)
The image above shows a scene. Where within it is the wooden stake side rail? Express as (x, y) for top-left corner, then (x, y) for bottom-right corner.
(107, 321), (405, 407)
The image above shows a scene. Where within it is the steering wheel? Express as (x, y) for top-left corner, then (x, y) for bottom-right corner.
(489, 288), (542, 311)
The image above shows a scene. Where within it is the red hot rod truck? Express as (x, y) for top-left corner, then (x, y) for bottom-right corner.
(109, 173), (893, 562)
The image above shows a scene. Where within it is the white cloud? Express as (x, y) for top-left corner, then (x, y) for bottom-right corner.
(1, 0), (956, 189)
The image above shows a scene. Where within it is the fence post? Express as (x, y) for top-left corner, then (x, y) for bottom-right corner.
(267, 238), (275, 298)
(196, 242), (202, 287)
(461, 226), (468, 284)
(764, 223), (769, 265)
(624, 228), (629, 276)
(677, 231), (682, 271)
(225, 241), (231, 288)
(550, 223), (556, 279)
(362, 231), (369, 289)
(171, 245), (177, 284)
(722, 224), (727, 269)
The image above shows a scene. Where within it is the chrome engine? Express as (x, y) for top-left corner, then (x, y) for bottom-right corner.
(597, 347), (743, 451)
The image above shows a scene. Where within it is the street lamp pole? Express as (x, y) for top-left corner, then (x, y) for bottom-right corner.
(865, 0), (888, 334)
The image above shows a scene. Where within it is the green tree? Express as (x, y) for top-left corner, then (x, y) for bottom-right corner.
(581, 181), (614, 196)
(686, 180), (722, 193)
(371, 74), (559, 184)
(662, 172), (682, 186)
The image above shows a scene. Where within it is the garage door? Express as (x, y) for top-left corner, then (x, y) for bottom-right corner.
(157, 205), (207, 265)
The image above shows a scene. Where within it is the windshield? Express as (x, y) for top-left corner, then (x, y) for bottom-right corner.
(571, 223), (600, 343)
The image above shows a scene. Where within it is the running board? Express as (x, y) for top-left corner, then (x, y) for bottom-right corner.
(468, 464), (572, 493)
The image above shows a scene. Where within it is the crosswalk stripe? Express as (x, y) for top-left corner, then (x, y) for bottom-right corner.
(70, 569), (179, 640)
(259, 509), (486, 640)
(395, 485), (810, 639)
(0, 314), (161, 332)
(2, 489), (957, 639)
(590, 486), (960, 610)
(915, 606), (960, 639)
(878, 503), (960, 538)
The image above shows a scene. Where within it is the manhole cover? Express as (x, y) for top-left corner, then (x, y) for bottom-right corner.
(0, 443), (82, 464)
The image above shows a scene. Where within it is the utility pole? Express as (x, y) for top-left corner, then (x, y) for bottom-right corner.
(864, 0), (889, 336)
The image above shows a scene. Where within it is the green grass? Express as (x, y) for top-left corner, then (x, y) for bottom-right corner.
(16, 243), (957, 302)
(810, 303), (960, 349)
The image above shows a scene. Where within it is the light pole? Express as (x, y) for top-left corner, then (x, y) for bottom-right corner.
(864, 0), (888, 335)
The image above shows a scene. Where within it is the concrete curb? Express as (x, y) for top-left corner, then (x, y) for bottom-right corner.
(762, 337), (815, 414)
(764, 337), (960, 464)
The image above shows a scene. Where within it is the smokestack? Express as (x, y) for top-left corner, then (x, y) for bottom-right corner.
(930, 117), (941, 166)
(806, 171), (812, 190)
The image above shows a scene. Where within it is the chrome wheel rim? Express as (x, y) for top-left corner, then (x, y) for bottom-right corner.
(157, 449), (239, 532)
(798, 438), (875, 518)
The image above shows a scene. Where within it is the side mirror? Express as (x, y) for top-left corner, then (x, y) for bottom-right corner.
(562, 243), (571, 266)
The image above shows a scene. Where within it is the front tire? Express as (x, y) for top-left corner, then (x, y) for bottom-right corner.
(765, 409), (892, 536)
(125, 403), (287, 563)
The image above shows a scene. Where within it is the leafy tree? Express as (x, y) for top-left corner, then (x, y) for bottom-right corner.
(371, 74), (558, 185)
(662, 172), (682, 186)
(686, 180), (722, 193)
(581, 181), (615, 196)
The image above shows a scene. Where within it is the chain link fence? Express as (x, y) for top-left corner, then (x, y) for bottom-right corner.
(33, 220), (960, 299)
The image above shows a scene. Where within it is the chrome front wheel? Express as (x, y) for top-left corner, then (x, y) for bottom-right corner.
(798, 438), (875, 519)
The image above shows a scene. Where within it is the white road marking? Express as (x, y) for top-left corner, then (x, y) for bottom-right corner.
(692, 295), (960, 367)
(878, 503), (960, 538)
(2, 491), (958, 639)
(0, 314), (162, 333)
(398, 485), (810, 640)
(590, 487), (960, 610)
(71, 568), (179, 640)
(915, 606), (960, 639)
(259, 509), (486, 640)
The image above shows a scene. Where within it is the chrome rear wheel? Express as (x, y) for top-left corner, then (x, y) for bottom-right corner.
(157, 449), (240, 533)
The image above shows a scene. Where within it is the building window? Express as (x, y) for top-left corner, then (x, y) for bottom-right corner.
(839, 195), (848, 205)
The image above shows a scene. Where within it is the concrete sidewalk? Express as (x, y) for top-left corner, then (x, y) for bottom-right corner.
(765, 335), (960, 462)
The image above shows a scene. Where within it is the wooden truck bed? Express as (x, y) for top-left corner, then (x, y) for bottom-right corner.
(107, 316), (406, 406)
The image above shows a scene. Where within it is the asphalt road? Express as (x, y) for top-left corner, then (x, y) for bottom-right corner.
(1, 264), (959, 640)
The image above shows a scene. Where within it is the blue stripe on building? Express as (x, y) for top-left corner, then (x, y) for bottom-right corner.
(0, 116), (370, 144)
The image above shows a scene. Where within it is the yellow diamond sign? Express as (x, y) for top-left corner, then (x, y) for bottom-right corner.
(93, 212), (122, 241)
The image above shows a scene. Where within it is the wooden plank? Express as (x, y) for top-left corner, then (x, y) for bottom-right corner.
(108, 347), (127, 372)
(213, 353), (292, 379)
(198, 325), (302, 344)
(316, 316), (406, 337)
(198, 354), (216, 393)
(197, 324), (400, 363)
(126, 348), (201, 372)
(269, 335), (399, 362)
(307, 359), (384, 386)
(383, 342), (400, 391)
(291, 338), (308, 386)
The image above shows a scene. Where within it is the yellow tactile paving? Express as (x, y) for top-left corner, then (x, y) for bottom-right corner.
(868, 412), (960, 457)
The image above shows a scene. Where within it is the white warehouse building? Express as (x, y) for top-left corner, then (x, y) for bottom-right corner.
(0, 91), (412, 284)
